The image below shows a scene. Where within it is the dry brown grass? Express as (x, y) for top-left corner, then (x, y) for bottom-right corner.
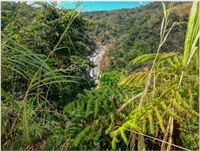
(170, 2), (192, 16)
(100, 43), (114, 71)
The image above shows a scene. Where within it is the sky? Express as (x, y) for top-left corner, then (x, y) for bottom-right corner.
(56, 1), (152, 12)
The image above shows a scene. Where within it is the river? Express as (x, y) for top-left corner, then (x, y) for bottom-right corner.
(87, 42), (106, 82)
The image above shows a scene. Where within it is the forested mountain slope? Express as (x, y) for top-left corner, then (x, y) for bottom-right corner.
(84, 2), (191, 71)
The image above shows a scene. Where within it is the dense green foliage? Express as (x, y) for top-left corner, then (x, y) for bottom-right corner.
(1, 2), (35, 30)
(2, 1), (96, 108)
(1, 1), (199, 151)
(1, 1), (96, 150)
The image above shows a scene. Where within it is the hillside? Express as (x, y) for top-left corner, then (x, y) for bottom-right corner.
(83, 2), (191, 71)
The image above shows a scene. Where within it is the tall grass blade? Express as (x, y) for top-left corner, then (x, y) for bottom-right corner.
(162, 2), (167, 20)
(1, 89), (20, 110)
(179, 1), (199, 86)
(183, 1), (199, 66)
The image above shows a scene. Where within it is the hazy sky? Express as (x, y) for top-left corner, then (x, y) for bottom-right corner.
(56, 1), (152, 12)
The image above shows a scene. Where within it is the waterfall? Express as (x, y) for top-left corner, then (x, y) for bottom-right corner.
(87, 42), (106, 80)
(86, 68), (94, 78)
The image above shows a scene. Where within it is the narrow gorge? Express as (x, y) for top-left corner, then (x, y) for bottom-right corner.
(87, 42), (107, 83)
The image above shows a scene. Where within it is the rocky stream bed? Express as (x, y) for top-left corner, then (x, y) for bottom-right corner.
(87, 42), (106, 82)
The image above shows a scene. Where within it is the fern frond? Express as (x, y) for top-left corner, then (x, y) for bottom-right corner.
(73, 126), (91, 147)
(94, 124), (103, 141)
(118, 112), (127, 120)
(125, 120), (142, 132)
(159, 84), (179, 98)
(94, 99), (99, 118)
(120, 128), (129, 145)
(83, 89), (94, 98)
(85, 99), (93, 118)
(105, 114), (114, 134)
(171, 99), (191, 119)
(77, 93), (87, 100)
(174, 55), (181, 65)
(119, 72), (149, 87)
(167, 58), (177, 69)
(155, 106), (165, 133)
(148, 112), (154, 135)
(142, 118), (147, 134)
(112, 134), (117, 150)
(79, 100), (86, 114)
(181, 100), (199, 116)
(130, 52), (180, 66)
(166, 107), (183, 122)
(130, 53), (156, 65)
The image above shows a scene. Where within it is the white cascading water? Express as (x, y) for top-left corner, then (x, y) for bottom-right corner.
(87, 42), (106, 81)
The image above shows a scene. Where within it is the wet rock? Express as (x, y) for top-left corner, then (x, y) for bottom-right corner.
(87, 42), (106, 81)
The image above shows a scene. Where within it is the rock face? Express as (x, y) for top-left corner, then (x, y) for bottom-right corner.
(87, 42), (106, 80)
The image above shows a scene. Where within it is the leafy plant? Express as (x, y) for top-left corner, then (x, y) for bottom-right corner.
(63, 83), (142, 149)
(98, 70), (126, 86)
